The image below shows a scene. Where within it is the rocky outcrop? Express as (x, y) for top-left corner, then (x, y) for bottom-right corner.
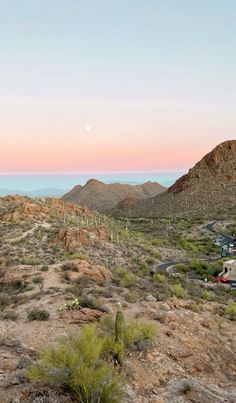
(63, 259), (112, 281)
(54, 225), (110, 251)
(60, 308), (104, 324)
(0, 196), (90, 223)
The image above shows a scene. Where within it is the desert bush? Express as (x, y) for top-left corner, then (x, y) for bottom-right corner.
(79, 296), (104, 311)
(62, 271), (70, 282)
(40, 265), (49, 272)
(64, 285), (83, 298)
(21, 257), (40, 265)
(224, 302), (236, 321)
(68, 253), (88, 261)
(61, 252), (88, 261)
(137, 262), (148, 277)
(151, 238), (168, 247)
(171, 284), (188, 299)
(61, 262), (77, 271)
(124, 290), (140, 303)
(202, 290), (215, 301)
(100, 314), (157, 352)
(32, 276), (44, 284)
(188, 303), (201, 313)
(175, 263), (188, 272)
(178, 238), (199, 253)
(152, 272), (167, 283)
(1, 309), (18, 321)
(27, 325), (123, 403)
(0, 292), (10, 310)
(113, 268), (136, 288)
(27, 308), (50, 321)
(189, 259), (222, 279)
(123, 319), (157, 350)
(60, 296), (107, 313)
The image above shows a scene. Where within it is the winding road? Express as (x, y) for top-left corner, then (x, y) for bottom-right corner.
(205, 222), (234, 246)
(153, 222), (235, 274)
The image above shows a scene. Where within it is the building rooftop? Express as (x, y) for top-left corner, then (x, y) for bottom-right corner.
(224, 260), (236, 265)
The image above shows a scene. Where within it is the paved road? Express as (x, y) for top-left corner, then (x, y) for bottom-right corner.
(153, 222), (233, 273)
(205, 222), (234, 245)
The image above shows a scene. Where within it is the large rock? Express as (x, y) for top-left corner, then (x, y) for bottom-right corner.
(64, 259), (112, 282)
(54, 225), (109, 250)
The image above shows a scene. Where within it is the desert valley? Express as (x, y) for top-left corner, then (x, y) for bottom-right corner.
(0, 140), (235, 402)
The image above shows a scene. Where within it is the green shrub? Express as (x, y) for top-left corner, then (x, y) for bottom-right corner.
(68, 253), (88, 261)
(202, 290), (215, 301)
(79, 296), (105, 312)
(113, 268), (136, 288)
(27, 325), (123, 403)
(60, 296), (107, 313)
(27, 308), (50, 321)
(0, 293), (10, 310)
(189, 259), (222, 279)
(171, 284), (188, 299)
(175, 263), (188, 272)
(40, 265), (49, 272)
(100, 315), (157, 352)
(152, 273), (167, 283)
(224, 302), (236, 321)
(124, 290), (139, 303)
(61, 252), (88, 261)
(1, 309), (18, 321)
(188, 303), (201, 313)
(20, 257), (40, 265)
(32, 276), (43, 284)
(123, 319), (157, 350)
(137, 262), (148, 277)
(61, 262), (77, 271)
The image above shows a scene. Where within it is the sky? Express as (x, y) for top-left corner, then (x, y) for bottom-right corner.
(0, 0), (235, 174)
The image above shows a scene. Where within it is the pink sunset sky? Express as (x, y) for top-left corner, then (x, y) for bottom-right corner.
(0, 1), (235, 174)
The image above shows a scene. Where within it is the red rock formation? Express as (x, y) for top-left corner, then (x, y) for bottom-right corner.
(54, 225), (109, 251)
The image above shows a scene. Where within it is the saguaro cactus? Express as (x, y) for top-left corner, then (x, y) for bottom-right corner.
(115, 302), (124, 342)
(115, 302), (125, 366)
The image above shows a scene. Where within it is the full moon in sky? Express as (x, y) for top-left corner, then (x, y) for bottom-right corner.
(85, 125), (91, 132)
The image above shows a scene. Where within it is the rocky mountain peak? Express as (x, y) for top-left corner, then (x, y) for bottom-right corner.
(169, 140), (236, 194)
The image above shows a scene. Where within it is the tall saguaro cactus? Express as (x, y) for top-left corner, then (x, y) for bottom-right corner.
(115, 302), (125, 366)
(115, 302), (124, 342)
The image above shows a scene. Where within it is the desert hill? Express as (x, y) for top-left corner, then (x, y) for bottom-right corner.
(0, 195), (236, 402)
(112, 140), (236, 218)
(62, 179), (166, 212)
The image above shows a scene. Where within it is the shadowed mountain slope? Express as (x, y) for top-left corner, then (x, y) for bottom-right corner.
(61, 179), (166, 212)
(112, 140), (236, 218)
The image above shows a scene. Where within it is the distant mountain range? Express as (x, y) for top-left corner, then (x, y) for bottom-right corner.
(62, 179), (166, 212)
(111, 140), (236, 218)
(0, 188), (65, 197)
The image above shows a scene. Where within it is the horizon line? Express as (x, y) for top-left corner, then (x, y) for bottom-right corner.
(0, 169), (187, 176)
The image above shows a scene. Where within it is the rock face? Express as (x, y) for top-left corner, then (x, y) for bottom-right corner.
(65, 259), (112, 281)
(169, 140), (236, 194)
(61, 179), (166, 212)
(115, 140), (236, 218)
(54, 225), (110, 251)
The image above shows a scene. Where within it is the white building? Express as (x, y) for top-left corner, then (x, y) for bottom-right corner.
(219, 260), (236, 278)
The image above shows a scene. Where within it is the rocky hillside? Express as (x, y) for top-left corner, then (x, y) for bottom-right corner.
(0, 195), (236, 402)
(62, 179), (166, 212)
(113, 140), (236, 218)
